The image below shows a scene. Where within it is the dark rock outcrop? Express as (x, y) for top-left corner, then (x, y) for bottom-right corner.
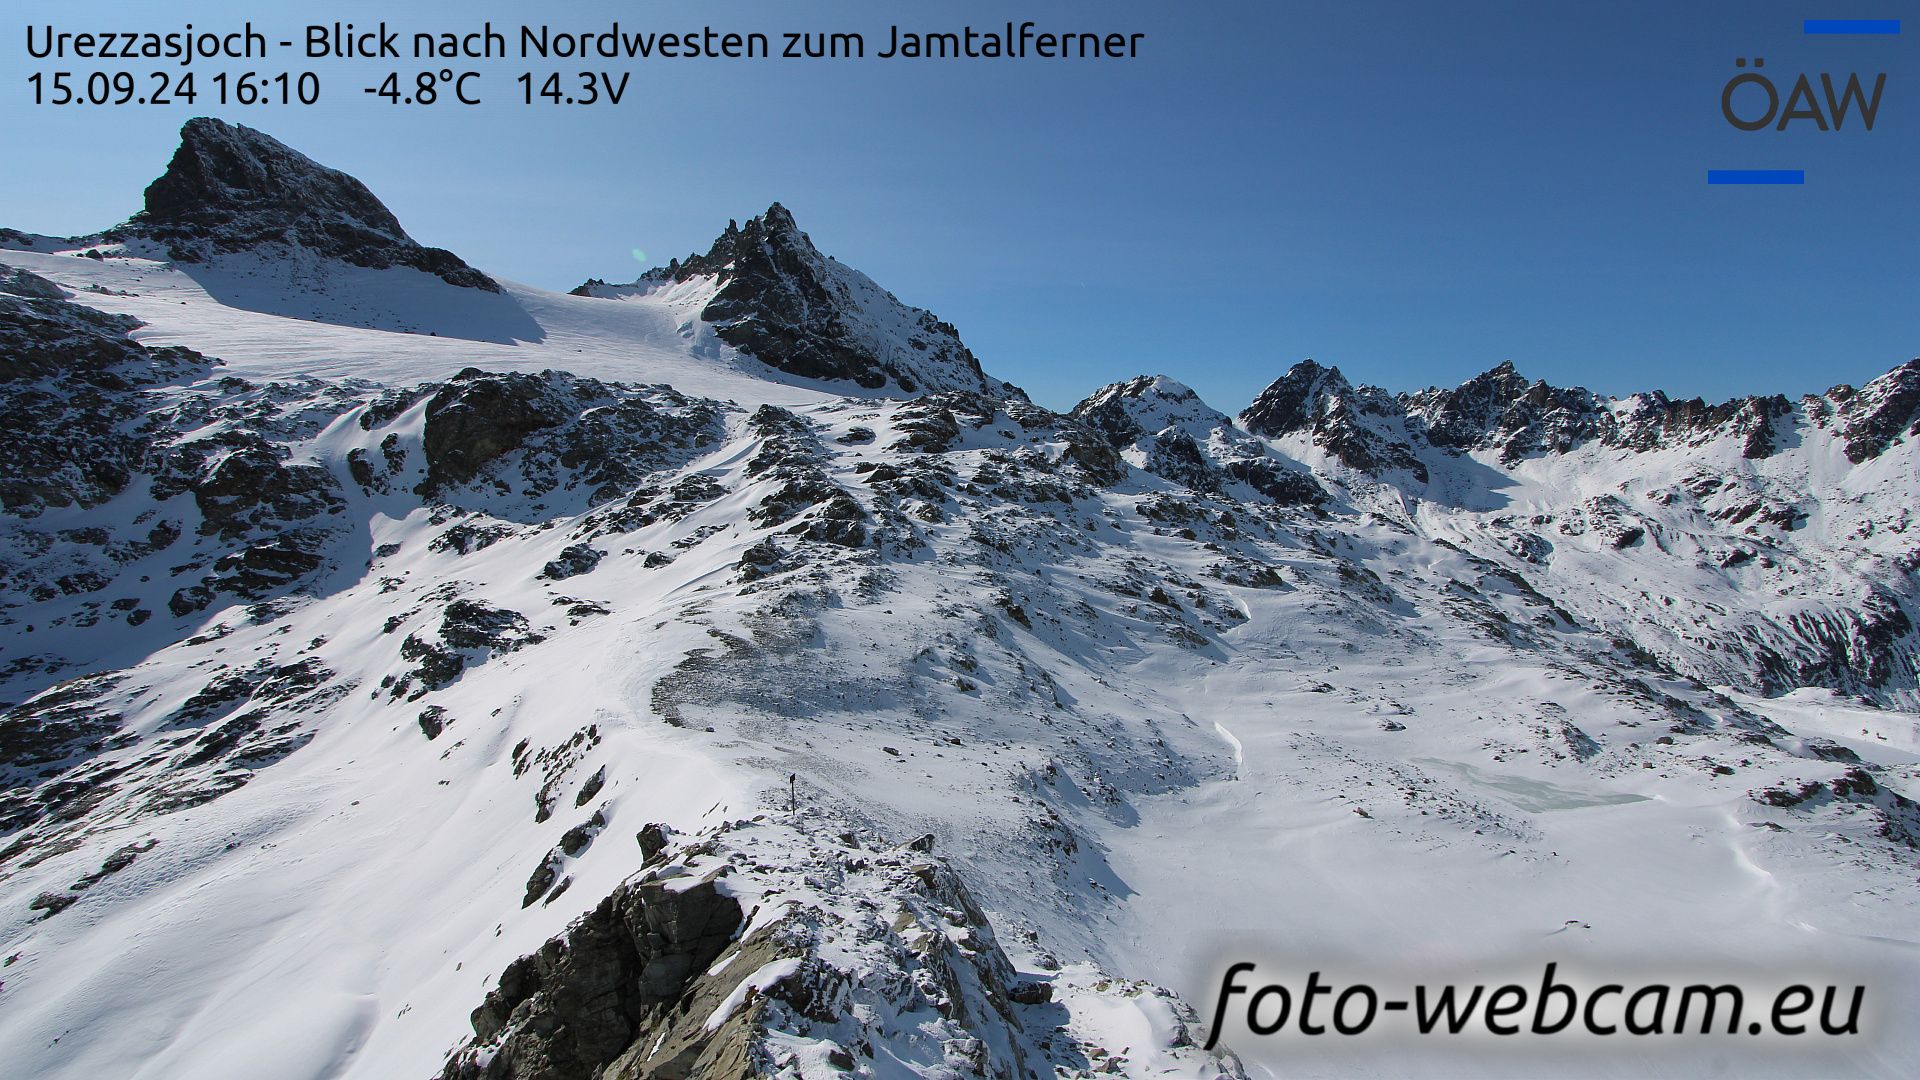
(1220, 455), (1328, 505)
(743, 405), (869, 547)
(0, 264), (69, 301)
(418, 371), (571, 493)
(413, 370), (725, 505)
(436, 823), (1204, 1080)
(540, 544), (604, 581)
(443, 871), (745, 1080)
(0, 292), (209, 515)
(152, 430), (345, 539)
(1837, 359), (1920, 464)
(0, 673), (123, 775)
(388, 600), (545, 700)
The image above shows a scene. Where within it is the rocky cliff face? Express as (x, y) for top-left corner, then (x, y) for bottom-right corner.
(442, 851), (747, 1079)
(575, 204), (1000, 398)
(102, 118), (497, 290)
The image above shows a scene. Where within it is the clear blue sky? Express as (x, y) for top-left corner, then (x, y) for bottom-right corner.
(4, 0), (1915, 411)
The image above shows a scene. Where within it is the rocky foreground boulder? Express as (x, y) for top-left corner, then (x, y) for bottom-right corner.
(439, 820), (1234, 1080)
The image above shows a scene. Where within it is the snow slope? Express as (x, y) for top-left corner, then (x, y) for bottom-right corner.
(0, 244), (854, 408)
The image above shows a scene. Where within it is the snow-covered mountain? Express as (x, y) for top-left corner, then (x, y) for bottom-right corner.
(1, 121), (1917, 1080)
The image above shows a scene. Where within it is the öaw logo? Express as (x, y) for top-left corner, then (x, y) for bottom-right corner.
(1708, 18), (1898, 185)
(1720, 56), (1885, 132)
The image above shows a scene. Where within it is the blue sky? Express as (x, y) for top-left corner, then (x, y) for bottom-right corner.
(4, 0), (1915, 411)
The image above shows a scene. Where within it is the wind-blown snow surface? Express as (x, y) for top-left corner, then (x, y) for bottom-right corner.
(0, 234), (1916, 1080)
(0, 246), (832, 405)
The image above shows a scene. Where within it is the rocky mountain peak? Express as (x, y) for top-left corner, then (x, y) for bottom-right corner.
(1071, 375), (1222, 445)
(113, 118), (497, 291)
(1239, 360), (1428, 479)
(1090, 373), (1203, 405)
(580, 204), (1004, 398)
(1237, 359), (1355, 438)
(139, 118), (408, 239)
(1448, 359), (1531, 402)
(1839, 357), (1920, 464)
(1405, 362), (1608, 459)
(646, 201), (806, 286)
(756, 199), (801, 235)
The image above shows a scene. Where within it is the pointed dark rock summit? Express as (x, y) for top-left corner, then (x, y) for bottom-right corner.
(1239, 359), (1355, 439)
(1403, 360), (1610, 462)
(110, 118), (497, 291)
(1837, 358), (1920, 464)
(577, 203), (1000, 397)
(1241, 360), (1429, 479)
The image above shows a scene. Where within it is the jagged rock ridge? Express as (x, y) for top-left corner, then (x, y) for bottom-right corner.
(1238, 359), (1429, 478)
(1241, 356), (1919, 469)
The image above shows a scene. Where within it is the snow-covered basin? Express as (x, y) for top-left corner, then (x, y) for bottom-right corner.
(1097, 632), (1920, 1078)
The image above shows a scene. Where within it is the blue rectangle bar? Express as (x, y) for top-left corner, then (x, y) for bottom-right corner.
(1803, 19), (1901, 34)
(1708, 170), (1806, 184)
